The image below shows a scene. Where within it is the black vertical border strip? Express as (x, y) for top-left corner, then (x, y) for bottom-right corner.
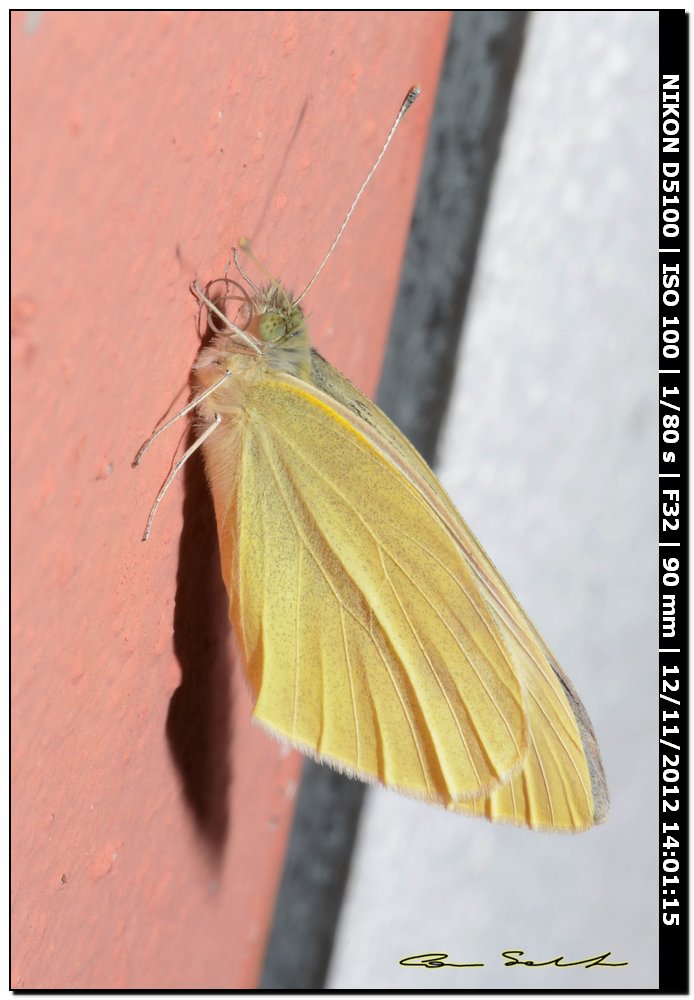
(659, 10), (689, 996)
(259, 12), (528, 989)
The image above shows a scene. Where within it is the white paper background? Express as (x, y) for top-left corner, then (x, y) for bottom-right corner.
(328, 11), (658, 990)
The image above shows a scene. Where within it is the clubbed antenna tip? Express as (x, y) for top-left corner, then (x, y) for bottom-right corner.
(294, 86), (423, 305)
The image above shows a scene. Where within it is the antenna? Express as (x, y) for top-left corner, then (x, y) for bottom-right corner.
(294, 86), (420, 306)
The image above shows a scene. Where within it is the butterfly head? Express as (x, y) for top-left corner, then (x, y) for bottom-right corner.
(254, 284), (306, 344)
(247, 283), (312, 381)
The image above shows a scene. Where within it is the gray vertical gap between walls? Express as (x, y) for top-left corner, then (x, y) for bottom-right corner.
(259, 11), (528, 989)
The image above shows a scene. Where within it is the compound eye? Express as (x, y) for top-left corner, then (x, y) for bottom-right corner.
(258, 312), (287, 342)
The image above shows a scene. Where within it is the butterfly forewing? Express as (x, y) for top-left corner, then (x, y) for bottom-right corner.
(308, 350), (608, 830)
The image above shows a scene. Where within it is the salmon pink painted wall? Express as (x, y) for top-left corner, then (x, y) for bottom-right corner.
(11, 10), (450, 990)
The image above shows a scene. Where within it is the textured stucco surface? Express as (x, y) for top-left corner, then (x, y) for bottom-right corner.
(329, 11), (658, 989)
(11, 11), (450, 988)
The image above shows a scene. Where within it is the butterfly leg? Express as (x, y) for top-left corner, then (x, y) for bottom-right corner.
(132, 371), (231, 467)
(141, 413), (222, 541)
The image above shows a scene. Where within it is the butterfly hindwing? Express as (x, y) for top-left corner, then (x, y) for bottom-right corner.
(217, 373), (528, 804)
(203, 364), (605, 829)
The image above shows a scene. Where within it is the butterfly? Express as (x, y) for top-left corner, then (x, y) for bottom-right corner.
(135, 88), (608, 832)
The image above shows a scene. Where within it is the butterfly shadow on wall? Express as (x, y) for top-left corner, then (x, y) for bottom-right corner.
(160, 96), (311, 859)
(166, 418), (232, 862)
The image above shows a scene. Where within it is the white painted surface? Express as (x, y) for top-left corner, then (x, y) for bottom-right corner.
(328, 12), (658, 990)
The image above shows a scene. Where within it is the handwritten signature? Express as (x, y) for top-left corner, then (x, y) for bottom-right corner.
(400, 950), (628, 970)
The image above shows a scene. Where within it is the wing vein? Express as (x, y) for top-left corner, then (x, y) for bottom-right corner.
(274, 426), (524, 765)
(379, 547), (483, 791)
(340, 606), (361, 771)
(253, 422), (432, 791)
(292, 546), (301, 741)
(528, 688), (592, 808)
(276, 394), (579, 750)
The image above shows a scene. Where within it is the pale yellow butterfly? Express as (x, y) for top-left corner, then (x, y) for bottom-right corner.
(135, 88), (608, 832)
